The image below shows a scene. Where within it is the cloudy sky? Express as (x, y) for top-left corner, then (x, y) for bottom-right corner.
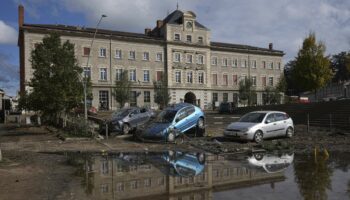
(0, 0), (349, 96)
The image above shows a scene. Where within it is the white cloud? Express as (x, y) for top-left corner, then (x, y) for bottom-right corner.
(0, 21), (18, 45)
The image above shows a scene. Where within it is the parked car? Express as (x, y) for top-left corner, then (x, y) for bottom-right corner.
(101, 107), (155, 135)
(74, 106), (97, 116)
(218, 102), (235, 114)
(136, 103), (205, 142)
(224, 111), (294, 143)
(247, 151), (294, 173)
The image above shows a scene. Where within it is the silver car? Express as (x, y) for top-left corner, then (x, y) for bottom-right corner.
(224, 111), (294, 143)
(103, 107), (155, 134)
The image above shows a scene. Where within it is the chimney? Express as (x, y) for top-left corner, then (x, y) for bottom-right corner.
(269, 43), (273, 50)
(156, 20), (163, 28)
(144, 28), (151, 35)
(18, 4), (24, 27)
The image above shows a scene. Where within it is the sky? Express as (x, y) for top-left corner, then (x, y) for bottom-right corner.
(0, 0), (349, 96)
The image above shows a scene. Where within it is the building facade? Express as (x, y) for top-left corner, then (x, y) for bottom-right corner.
(18, 6), (284, 110)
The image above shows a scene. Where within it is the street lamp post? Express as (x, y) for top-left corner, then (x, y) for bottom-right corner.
(84, 14), (107, 121)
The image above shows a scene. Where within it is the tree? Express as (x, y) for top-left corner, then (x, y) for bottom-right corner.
(262, 86), (281, 105)
(292, 33), (333, 94)
(153, 75), (171, 109)
(112, 70), (131, 108)
(19, 33), (84, 124)
(331, 51), (350, 82)
(238, 78), (257, 106)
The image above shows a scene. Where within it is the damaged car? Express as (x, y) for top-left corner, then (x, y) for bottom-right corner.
(101, 107), (155, 135)
(136, 103), (205, 142)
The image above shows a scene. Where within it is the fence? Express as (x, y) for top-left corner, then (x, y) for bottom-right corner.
(306, 113), (350, 132)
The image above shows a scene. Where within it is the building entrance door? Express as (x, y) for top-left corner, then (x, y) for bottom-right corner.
(184, 92), (196, 105)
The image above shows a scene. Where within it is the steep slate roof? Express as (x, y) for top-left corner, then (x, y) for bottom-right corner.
(211, 41), (284, 55)
(162, 10), (208, 30)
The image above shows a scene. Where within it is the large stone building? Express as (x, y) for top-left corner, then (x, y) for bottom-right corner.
(18, 5), (284, 110)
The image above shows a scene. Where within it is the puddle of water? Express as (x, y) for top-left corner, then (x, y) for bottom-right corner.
(61, 150), (350, 200)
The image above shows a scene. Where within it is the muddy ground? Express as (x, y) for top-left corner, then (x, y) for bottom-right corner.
(0, 123), (349, 200)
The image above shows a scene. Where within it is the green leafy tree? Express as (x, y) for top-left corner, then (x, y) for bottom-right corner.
(238, 78), (257, 106)
(153, 75), (171, 109)
(112, 70), (131, 108)
(292, 33), (333, 94)
(331, 51), (350, 82)
(263, 86), (281, 105)
(19, 33), (84, 124)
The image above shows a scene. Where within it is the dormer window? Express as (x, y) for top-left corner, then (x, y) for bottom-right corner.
(186, 35), (192, 43)
(174, 33), (180, 41)
(198, 37), (203, 44)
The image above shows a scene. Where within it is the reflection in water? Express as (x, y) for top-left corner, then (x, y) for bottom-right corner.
(247, 152), (294, 174)
(294, 153), (332, 200)
(65, 150), (291, 200)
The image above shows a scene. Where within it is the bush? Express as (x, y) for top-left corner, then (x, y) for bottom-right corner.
(64, 117), (94, 137)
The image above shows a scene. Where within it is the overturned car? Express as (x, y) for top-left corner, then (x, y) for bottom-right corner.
(136, 103), (205, 142)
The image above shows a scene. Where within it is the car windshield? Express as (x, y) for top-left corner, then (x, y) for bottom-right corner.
(155, 110), (177, 123)
(113, 109), (132, 118)
(239, 113), (266, 123)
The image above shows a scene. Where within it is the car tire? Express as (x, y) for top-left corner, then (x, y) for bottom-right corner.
(122, 124), (130, 135)
(197, 153), (206, 164)
(253, 152), (264, 161)
(167, 132), (175, 143)
(253, 130), (264, 143)
(286, 127), (294, 138)
(196, 118), (206, 137)
(175, 135), (184, 144)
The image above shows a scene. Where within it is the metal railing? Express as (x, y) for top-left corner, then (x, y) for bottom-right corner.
(306, 113), (350, 132)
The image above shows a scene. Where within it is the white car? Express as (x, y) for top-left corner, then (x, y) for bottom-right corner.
(224, 111), (294, 143)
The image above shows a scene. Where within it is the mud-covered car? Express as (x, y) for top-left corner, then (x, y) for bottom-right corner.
(101, 107), (155, 135)
(136, 103), (205, 142)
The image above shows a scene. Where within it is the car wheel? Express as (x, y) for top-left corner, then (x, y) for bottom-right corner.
(197, 153), (206, 164)
(167, 132), (175, 143)
(122, 124), (130, 135)
(253, 152), (264, 161)
(196, 118), (206, 137)
(286, 127), (294, 138)
(253, 131), (264, 143)
(175, 135), (184, 144)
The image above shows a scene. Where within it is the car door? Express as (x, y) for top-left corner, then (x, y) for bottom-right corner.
(274, 113), (287, 136)
(185, 106), (197, 130)
(138, 108), (149, 126)
(263, 113), (278, 138)
(128, 109), (140, 128)
(174, 108), (189, 132)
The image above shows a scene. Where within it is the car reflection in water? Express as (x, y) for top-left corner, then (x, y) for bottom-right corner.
(247, 151), (294, 173)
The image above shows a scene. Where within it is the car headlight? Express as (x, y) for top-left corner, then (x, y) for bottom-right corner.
(242, 128), (250, 132)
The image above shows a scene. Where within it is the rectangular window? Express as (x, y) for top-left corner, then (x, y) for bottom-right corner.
(262, 76), (267, 87)
(130, 91), (137, 107)
(223, 93), (228, 102)
(174, 53), (181, 62)
(99, 68), (107, 80)
(252, 76), (257, 86)
(144, 91), (150, 103)
(129, 51), (136, 60)
(223, 74), (228, 86)
(156, 71), (163, 81)
(130, 180), (138, 189)
(232, 59), (238, 67)
(252, 60), (257, 69)
(241, 59), (247, 68)
(116, 182), (124, 192)
(175, 71), (181, 83)
(187, 71), (193, 83)
(211, 57), (217, 66)
(269, 77), (274, 86)
(158, 177), (165, 186)
(232, 74), (238, 85)
(143, 52), (149, 61)
(129, 69), (136, 81)
(262, 61), (266, 69)
(198, 36), (203, 44)
(174, 33), (180, 41)
(186, 54), (193, 63)
(83, 67), (91, 78)
(278, 62), (281, 70)
(186, 35), (192, 42)
(156, 53), (162, 62)
(212, 74), (217, 85)
(116, 69), (122, 81)
(115, 49), (122, 59)
(144, 178), (151, 187)
(101, 159), (109, 174)
(197, 55), (204, 64)
(213, 93), (218, 102)
(268, 62), (273, 69)
(99, 48), (106, 57)
(222, 58), (228, 66)
(143, 70), (150, 82)
(83, 47), (90, 56)
(99, 91), (109, 110)
(198, 72), (204, 84)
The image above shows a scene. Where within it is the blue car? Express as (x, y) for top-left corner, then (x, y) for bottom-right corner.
(138, 103), (205, 142)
